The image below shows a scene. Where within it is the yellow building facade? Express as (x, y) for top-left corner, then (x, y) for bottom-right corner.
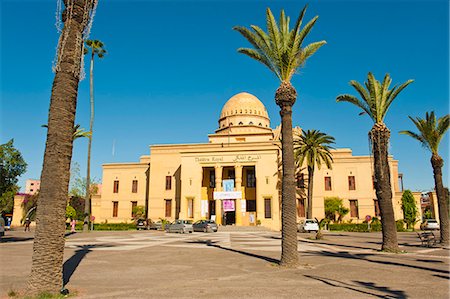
(91, 92), (422, 230)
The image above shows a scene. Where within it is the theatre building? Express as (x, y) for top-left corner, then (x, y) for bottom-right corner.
(92, 92), (410, 230)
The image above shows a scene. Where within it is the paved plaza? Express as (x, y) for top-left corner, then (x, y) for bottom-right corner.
(1, 229), (449, 298)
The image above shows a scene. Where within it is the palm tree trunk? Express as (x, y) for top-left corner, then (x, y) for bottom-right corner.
(28, 0), (92, 294)
(276, 81), (299, 267)
(431, 154), (449, 246)
(307, 166), (314, 219)
(83, 53), (95, 232)
(371, 123), (399, 252)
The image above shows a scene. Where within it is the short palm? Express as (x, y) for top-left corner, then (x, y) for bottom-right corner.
(294, 129), (334, 219)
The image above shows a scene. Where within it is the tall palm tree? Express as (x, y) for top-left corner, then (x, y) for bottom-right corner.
(83, 39), (106, 232)
(336, 72), (413, 252)
(400, 111), (449, 245)
(234, 6), (325, 267)
(294, 129), (335, 219)
(27, 0), (97, 294)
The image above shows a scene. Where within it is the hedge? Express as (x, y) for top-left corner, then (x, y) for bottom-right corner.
(328, 222), (407, 232)
(71, 222), (136, 231)
(328, 223), (382, 232)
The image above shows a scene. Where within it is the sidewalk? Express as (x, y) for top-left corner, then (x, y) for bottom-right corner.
(1, 230), (449, 298)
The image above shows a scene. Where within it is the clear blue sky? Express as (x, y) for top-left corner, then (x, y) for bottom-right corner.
(1, 0), (449, 192)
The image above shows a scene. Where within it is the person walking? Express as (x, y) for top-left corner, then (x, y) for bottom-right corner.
(70, 219), (76, 232)
(24, 218), (31, 232)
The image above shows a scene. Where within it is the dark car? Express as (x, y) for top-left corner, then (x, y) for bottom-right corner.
(193, 220), (218, 232)
(136, 219), (148, 230)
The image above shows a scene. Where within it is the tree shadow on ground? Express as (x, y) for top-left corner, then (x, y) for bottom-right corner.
(202, 241), (280, 264)
(63, 244), (115, 286)
(310, 250), (450, 275)
(1, 231), (77, 243)
(301, 238), (380, 251)
(304, 275), (406, 298)
(0, 235), (34, 243)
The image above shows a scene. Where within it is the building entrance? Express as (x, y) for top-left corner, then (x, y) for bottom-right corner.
(222, 199), (236, 225)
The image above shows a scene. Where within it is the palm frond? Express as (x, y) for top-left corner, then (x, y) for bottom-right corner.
(336, 94), (372, 120)
(234, 5), (325, 83)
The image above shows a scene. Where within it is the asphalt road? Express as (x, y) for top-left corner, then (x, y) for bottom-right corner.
(1, 230), (449, 298)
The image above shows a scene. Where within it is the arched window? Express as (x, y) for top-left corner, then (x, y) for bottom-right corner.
(249, 121), (253, 125)
(229, 122), (233, 126)
(259, 123), (262, 126)
(239, 122), (243, 125)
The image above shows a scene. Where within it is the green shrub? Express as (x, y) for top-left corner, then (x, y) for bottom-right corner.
(396, 220), (406, 232)
(329, 223), (382, 232)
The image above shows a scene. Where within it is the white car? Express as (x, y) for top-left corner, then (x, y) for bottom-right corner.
(420, 219), (439, 231)
(298, 219), (319, 233)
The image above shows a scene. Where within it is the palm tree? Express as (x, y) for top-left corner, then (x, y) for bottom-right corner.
(294, 129), (335, 219)
(336, 72), (413, 252)
(234, 6), (325, 267)
(27, 0), (97, 294)
(83, 39), (106, 232)
(42, 124), (91, 140)
(400, 111), (449, 245)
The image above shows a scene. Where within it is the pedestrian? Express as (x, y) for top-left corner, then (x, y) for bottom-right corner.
(24, 218), (31, 232)
(0, 212), (5, 240)
(71, 219), (76, 232)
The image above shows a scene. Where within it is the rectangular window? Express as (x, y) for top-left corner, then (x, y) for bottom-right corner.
(113, 180), (119, 193)
(227, 169), (235, 179)
(165, 199), (172, 217)
(187, 199), (194, 218)
(348, 176), (356, 190)
(264, 198), (272, 219)
(246, 200), (256, 212)
(132, 180), (138, 193)
(374, 199), (380, 217)
(324, 176), (332, 191)
(112, 201), (118, 217)
(297, 173), (305, 188)
(350, 200), (359, 218)
(165, 176), (172, 190)
(209, 170), (215, 188)
(297, 198), (305, 217)
(246, 169), (256, 188)
(131, 201), (137, 217)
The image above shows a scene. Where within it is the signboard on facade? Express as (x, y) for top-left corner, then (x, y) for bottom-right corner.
(213, 191), (242, 200)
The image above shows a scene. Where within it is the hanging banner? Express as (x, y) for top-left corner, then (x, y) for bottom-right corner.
(223, 179), (234, 192)
(201, 200), (208, 217)
(223, 199), (235, 212)
(213, 191), (242, 200)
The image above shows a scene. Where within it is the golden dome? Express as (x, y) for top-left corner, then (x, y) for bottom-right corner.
(216, 92), (271, 133)
(220, 92), (269, 119)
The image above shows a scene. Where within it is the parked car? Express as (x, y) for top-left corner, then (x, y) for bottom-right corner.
(136, 219), (148, 230)
(420, 219), (439, 231)
(297, 219), (319, 233)
(166, 220), (193, 233)
(193, 220), (218, 232)
(147, 219), (163, 230)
